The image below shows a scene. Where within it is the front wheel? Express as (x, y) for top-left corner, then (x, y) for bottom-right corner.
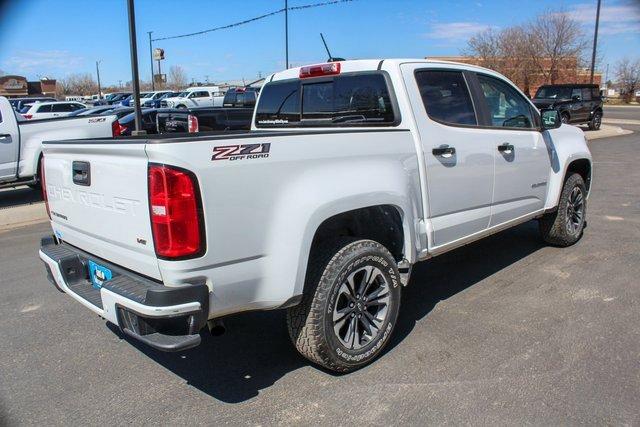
(287, 239), (401, 372)
(539, 173), (587, 246)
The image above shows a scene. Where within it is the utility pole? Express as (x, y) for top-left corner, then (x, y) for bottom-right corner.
(589, 0), (601, 84)
(285, 0), (289, 69)
(148, 31), (155, 91)
(126, 0), (145, 134)
(95, 60), (102, 100)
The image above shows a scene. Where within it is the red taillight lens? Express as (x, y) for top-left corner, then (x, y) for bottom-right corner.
(299, 62), (341, 79)
(23, 114), (32, 119)
(148, 164), (204, 259)
(187, 114), (199, 133)
(40, 157), (51, 219)
(112, 120), (124, 137)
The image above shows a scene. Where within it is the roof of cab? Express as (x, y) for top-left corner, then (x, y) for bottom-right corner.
(268, 58), (502, 82)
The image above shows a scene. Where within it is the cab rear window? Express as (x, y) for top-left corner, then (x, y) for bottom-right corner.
(255, 72), (397, 127)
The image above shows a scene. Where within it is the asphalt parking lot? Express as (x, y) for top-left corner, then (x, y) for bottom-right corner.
(1, 114), (639, 425)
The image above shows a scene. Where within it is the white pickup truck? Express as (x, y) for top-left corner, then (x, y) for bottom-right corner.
(38, 59), (592, 372)
(0, 97), (120, 189)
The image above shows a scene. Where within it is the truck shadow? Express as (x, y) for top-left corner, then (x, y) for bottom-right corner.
(112, 220), (545, 404)
(0, 186), (43, 209)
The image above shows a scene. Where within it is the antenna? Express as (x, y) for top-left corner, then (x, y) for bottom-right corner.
(320, 33), (345, 62)
(320, 33), (333, 61)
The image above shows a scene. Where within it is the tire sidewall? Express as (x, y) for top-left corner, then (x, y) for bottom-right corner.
(559, 174), (587, 242)
(321, 242), (401, 369)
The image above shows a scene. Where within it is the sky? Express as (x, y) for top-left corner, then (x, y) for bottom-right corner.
(0, 0), (638, 86)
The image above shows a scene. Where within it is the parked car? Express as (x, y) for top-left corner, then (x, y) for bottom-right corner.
(9, 97), (57, 111)
(222, 87), (260, 108)
(160, 86), (225, 109)
(532, 84), (603, 130)
(157, 106), (254, 133)
(0, 96), (120, 189)
(140, 91), (174, 107)
(119, 92), (151, 107)
(20, 101), (87, 120)
(67, 105), (120, 117)
(94, 92), (131, 106)
(38, 59), (592, 372)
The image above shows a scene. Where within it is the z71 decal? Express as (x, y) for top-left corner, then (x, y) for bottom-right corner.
(212, 143), (271, 161)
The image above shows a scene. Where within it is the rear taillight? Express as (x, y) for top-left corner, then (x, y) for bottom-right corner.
(187, 114), (199, 133)
(23, 114), (32, 120)
(299, 62), (341, 79)
(148, 164), (204, 259)
(40, 157), (50, 219)
(112, 120), (126, 137)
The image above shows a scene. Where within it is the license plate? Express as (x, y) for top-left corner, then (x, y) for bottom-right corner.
(88, 260), (112, 289)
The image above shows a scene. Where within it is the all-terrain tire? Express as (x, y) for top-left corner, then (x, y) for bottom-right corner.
(539, 173), (587, 246)
(588, 111), (602, 130)
(287, 238), (402, 373)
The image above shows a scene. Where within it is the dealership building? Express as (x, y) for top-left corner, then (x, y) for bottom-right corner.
(0, 75), (57, 98)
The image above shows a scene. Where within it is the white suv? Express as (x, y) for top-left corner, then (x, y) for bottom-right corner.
(21, 101), (87, 120)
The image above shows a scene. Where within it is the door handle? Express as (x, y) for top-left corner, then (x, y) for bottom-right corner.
(498, 143), (514, 153)
(432, 145), (456, 157)
(0, 134), (11, 141)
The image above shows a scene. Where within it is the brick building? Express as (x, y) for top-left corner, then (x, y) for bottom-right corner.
(428, 56), (602, 98)
(0, 75), (57, 98)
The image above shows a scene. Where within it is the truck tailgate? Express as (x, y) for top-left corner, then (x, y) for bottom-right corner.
(42, 142), (161, 280)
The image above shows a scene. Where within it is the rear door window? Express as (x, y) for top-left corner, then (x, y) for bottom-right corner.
(414, 70), (477, 126)
(37, 105), (53, 113)
(582, 88), (592, 101)
(52, 103), (73, 112)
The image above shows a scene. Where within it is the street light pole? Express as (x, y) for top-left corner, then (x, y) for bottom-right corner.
(589, 0), (601, 84)
(95, 60), (102, 100)
(126, 0), (145, 134)
(285, 0), (289, 69)
(148, 31), (155, 91)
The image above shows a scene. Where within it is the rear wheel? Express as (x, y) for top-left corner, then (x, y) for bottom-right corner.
(539, 173), (587, 246)
(177, 104), (187, 109)
(588, 111), (602, 130)
(287, 239), (401, 372)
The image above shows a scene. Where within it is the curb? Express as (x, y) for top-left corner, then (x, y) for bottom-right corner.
(583, 125), (632, 141)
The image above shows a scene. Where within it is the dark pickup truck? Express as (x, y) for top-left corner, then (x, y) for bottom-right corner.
(532, 84), (603, 130)
(157, 87), (258, 134)
(156, 106), (253, 133)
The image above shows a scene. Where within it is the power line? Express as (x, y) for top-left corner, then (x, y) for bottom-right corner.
(151, 0), (355, 42)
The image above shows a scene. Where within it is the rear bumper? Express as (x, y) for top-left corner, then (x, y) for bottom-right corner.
(39, 236), (209, 352)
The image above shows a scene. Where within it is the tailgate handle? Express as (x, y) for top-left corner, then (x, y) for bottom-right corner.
(72, 161), (91, 186)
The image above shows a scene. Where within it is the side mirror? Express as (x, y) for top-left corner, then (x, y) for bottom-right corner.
(540, 108), (561, 130)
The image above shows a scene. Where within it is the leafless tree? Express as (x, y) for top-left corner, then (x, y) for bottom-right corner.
(465, 9), (588, 92)
(527, 10), (588, 84)
(615, 57), (640, 102)
(168, 65), (188, 90)
(57, 73), (98, 96)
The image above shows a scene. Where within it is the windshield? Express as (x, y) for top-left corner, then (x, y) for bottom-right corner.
(19, 105), (32, 113)
(534, 86), (572, 99)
